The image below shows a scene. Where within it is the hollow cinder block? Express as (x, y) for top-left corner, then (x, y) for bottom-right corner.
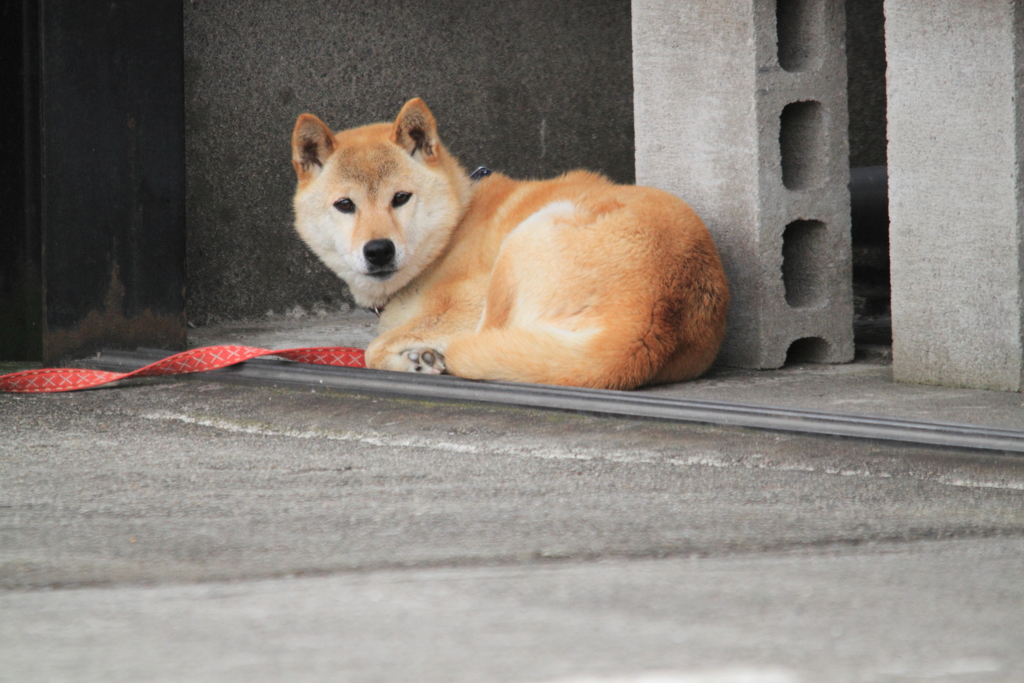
(632, 0), (854, 368)
(886, 0), (1024, 391)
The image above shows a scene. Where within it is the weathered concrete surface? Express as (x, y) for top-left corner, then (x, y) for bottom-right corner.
(632, 0), (853, 369)
(6, 380), (1024, 590)
(187, 308), (379, 352)
(886, 0), (1024, 391)
(2, 379), (1024, 681)
(3, 540), (1022, 683)
(184, 0), (634, 324)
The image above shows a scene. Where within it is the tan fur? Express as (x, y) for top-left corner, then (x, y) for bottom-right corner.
(291, 98), (729, 390)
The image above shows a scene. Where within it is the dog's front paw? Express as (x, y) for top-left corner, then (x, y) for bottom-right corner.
(401, 348), (446, 375)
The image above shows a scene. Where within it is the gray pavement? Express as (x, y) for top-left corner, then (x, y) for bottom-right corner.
(4, 538), (1022, 683)
(2, 314), (1024, 681)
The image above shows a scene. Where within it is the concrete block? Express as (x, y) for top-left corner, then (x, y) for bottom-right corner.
(633, 0), (854, 368)
(885, 0), (1024, 391)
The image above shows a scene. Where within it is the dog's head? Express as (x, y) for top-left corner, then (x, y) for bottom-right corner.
(291, 98), (471, 309)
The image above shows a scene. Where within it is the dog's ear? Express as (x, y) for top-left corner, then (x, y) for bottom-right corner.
(392, 98), (439, 161)
(292, 114), (336, 181)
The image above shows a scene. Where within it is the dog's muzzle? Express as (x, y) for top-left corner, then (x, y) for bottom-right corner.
(363, 239), (397, 276)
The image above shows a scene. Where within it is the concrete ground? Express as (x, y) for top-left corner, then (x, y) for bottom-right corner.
(2, 313), (1024, 682)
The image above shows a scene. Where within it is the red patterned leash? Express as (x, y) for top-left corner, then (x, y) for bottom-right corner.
(0, 345), (366, 394)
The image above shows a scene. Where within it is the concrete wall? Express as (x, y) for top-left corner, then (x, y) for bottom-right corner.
(184, 0), (634, 324)
(886, 0), (1024, 391)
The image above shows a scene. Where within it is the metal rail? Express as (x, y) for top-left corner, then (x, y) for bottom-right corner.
(90, 349), (1024, 454)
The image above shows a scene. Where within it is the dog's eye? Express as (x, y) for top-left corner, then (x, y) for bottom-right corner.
(392, 191), (412, 208)
(334, 198), (355, 213)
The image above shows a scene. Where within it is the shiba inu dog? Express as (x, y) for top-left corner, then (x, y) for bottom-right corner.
(291, 98), (728, 390)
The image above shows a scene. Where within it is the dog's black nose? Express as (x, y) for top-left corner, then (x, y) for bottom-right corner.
(363, 239), (396, 267)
